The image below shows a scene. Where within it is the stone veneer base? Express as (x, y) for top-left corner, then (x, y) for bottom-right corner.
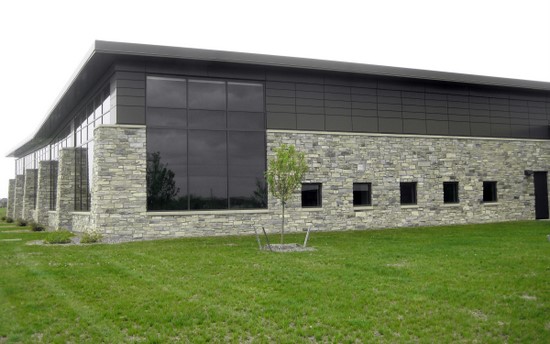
(58, 126), (550, 240)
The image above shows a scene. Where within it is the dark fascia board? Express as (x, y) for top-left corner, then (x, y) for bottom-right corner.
(7, 40), (550, 158)
(95, 40), (550, 91)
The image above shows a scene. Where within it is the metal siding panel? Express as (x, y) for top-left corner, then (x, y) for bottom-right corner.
(378, 110), (402, 118)
(266, 89), (295, 97)
(352, 117), (378, 132)
(352, 108), (377, 117)
(296, 98), (324, 107)
(325, 107), (351, 116)
(266, 81), (295, 90)
(267, 113), (296, 129)
(296, 106), (324, 115)
(297, 114), (325, 130)
(266, 104), (296, 113)
(403, 112), (426, 120)
(426, 113), (448, 121)
(403, 119), (427, 134)
(530, 126), (550, 139)
(117, 95), (145, 107)
(351, 87), (377, 96)
(117, 105), (146, 125)
(325, 92), (351, 101)
(378, 118), (403, 133)
(296, 90), (324, 99)
(491, 124), (511, 137)
(426, 120), (448, 135)
(510, 125), (531, 138)
(378, 103), (402, 112)
(116, 79), (145, 89)
(470, 123), (491, 137)
(116, 88), (146, 97)
(326, 115), (352, 131)
(449, 122), (470, 136)
(266, 96), (296, 106)
(296, 83), (323, 92)
(352, 102), (377, 110)
(325, 100), (351, 108)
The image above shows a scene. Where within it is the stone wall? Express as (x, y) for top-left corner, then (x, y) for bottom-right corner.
(85, 127), (550, 240)
(91, 125), (148, 238)
(35, 161), (58, 226)
(54, 148), (77, 230)
(7, 179), (15, 219)
(72, 213), (91, 233)
(13, 175), (25, 220)
(22, 169), (38, 221)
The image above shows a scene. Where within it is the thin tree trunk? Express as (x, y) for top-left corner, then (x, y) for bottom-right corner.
(281, 201), (285, 244)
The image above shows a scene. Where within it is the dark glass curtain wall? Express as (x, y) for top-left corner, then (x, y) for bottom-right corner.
(146, 76), (267, 211)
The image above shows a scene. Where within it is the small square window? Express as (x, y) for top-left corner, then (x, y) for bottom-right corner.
(302, 183), (322, 207)
(400, 182), (417, 205)
(483, 181), (497, 202)
(353, 183), (372, 206)
(443, 182), (459, 203)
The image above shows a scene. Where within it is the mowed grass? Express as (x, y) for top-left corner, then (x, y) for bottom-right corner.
(0, 207), (549, 343)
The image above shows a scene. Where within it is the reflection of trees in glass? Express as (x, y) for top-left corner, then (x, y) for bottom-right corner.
(147, 152), (180, 210)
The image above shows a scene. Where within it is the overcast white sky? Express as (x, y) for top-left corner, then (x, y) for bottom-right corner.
(0, 0), (549, 199)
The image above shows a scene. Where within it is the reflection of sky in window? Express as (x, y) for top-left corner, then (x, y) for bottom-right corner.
(228, 82), (263, 112)
(189, 80), (226, 110)
(147, 77), (187, 108)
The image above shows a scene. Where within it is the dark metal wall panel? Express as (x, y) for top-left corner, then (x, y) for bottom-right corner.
(114, 70), (146, 125)
(113, 61), (550, 140)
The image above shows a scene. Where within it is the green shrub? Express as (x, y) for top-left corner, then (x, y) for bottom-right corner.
(6, 217), (13, 223)
(30, 221), (46, 232)
(1, 216), (6, 221)
(16, 218), (28, 227)
(80, 230), (103, 244)
(45, 230), (74, 244)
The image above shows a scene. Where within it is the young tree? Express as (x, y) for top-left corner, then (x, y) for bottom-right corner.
(265, 144), (308, 244)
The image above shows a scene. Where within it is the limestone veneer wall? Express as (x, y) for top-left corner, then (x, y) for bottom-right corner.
(7, 179), (15, 219)
(86, 127), (550, 240)
(54, 148), (77, 230)
(35, 161), (58, 226)
(22, 169), (38, 221)
(13, 175), (25, 220)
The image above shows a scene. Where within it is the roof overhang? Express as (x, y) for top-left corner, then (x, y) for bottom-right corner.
(7, 40), (550, 157)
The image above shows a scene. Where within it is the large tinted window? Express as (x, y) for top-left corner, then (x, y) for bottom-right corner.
(400, 182), (417, 205)
(146, 77), (266, 211)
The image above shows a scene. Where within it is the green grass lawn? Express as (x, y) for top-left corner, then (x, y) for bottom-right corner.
(0, 209), (549, 343)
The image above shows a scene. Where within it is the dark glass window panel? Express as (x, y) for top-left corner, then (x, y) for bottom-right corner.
(229, 177), (267, 209)
(189, 80), (226, 110)
(302, 183), (322, 207)
(353, 183), (372, 206)
(188, 130), (227, 166)
(146, 128), (188, 211)
(228, 112), (265, 130)
(188, 110), (226, 130)
(188, 130), (228, 209)
(483, 181), (498, 202)
(228, 131), (266, 209)
(228, 131), (265, 172)
(103, 88), (111, 114)
(147, 107), (187, 128)
(95, 95), (102, 119)
(147, 77), (187, 108)
(400, 182), (417, 205)
(443, 182), (459, 203)
(228, 82), (264, 112)
(189, 176), (228, 210)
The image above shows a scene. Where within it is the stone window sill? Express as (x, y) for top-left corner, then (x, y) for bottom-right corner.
(441, 203), (461, 207)
(299, 207), (324, 212)
(72, 211), (91, 215)
(354, 206), (374, 211)
(483, 202), (499, 206)
(400, 205), (419, 209)
(147, 209), (271, 216)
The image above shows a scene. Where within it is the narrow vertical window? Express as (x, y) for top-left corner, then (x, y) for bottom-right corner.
(400, 182), (417, 205)
(353, 183), (372, 206)
(443, 182), (459, 203)
(302, 183), (322, 207)
(483, 181), (497, 202)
